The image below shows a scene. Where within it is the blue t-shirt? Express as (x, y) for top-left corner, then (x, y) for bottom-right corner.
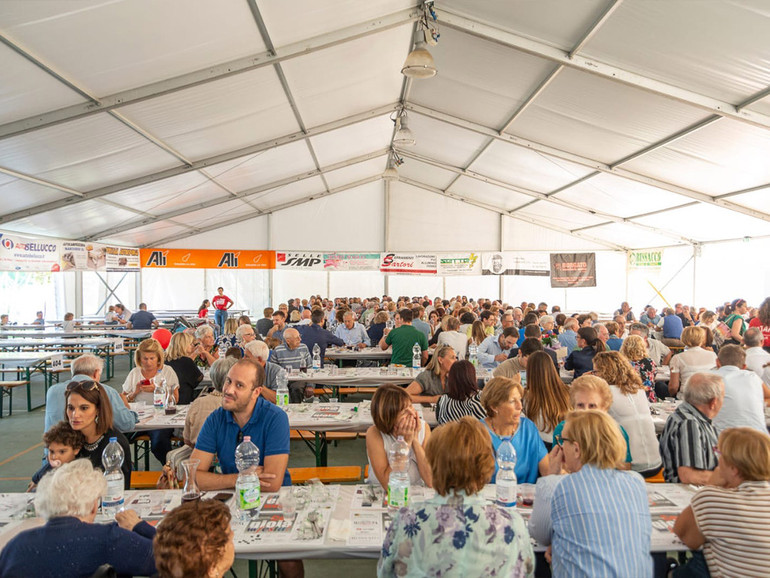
(662, 315), (683, 339)
(128, 309), (156, 329)
(552, 420), (633, 463)
(484, 416), (547, 484)
(195, 397), (292, 486)
(606, 336), (623, 351)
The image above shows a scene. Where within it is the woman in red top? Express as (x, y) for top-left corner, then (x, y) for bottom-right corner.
(749, 297), (770, 352)
(211, 288), (233, 336)
(197, 299), (210, 318)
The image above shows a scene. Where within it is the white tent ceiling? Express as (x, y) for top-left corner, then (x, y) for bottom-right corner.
(1, 0), (770, 252)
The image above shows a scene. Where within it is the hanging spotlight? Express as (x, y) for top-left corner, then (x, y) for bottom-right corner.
(393, 113), (415, 146)
(402, 2), (439, 79)
(382, 150), (403, 181)
(401, 40), (437, 79)
(382, 158), (399, 181)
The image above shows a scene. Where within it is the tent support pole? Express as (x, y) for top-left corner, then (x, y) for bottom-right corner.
(74, 271), (83, 318)
(384, 179), (391, 297)
(267, 213), (274, 305)
(499, 215), (504, 301)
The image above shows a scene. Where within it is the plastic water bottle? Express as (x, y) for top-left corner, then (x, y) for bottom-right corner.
(520, 370), (527, 388)
(312, 343), (321, 370)
(468, 343), (479, 367)
(153, 376), (166, 414)
(218, 339), (228, 359)
(496, 437), (517, 508)
(412, 343), (421, 369)
(387, 436), (410, 510)
(101, 438), (125, 518)
(276, 368), (290, 409)
(234, 436), (261, 519)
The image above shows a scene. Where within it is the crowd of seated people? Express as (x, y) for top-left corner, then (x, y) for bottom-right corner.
(7, 292), (770, 577)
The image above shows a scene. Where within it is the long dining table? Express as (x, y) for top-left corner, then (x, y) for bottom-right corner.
(0, 481), (697, 575)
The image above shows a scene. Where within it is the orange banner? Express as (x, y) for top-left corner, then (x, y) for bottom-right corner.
(140, 249), (275, 269)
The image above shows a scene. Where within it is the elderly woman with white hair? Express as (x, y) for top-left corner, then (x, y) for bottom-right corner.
(0, 459), (156, 577)
(244, 339), (285, 404)
(184, 356), (239, 447)
(194, 324), (219, 368)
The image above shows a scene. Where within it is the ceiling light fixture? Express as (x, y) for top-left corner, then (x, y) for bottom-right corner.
(402, 2), (439, 79)
(393, 112), (415, 146)
(382, 150), (403, 181)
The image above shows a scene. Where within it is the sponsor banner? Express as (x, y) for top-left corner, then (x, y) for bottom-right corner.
(140, 249), (275, 269)
(550, 253), (596, 288)
(105, 246), (141, 272)
(379, 253), (437, 275)
(629, 250), (662, 269)
(323, 253), (381, 271)
(0, 232), (60, 272)
(60, 242), (107, 271)
(275, 251), (324, 271)
(481, 252), (550, 276)
(437, 253), (481, 275)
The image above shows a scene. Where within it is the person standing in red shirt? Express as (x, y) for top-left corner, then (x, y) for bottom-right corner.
(211, 288), (233, 336)
(749, 297), (770, 352)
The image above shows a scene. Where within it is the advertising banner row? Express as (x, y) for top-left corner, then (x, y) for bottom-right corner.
(0, 233), (600, 287)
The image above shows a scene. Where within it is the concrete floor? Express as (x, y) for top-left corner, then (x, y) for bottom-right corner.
(0, 355), (378, 577)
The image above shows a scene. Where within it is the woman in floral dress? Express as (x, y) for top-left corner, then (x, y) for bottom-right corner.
(378, 417), (534, 577)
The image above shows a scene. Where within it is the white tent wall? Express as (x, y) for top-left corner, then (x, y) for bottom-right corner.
(500, 251), (627, 313)
(388, 275), (444, 299)
(141, 268), (205, 311)
(164, 215), (269, 250)
(388, 182), (501, 251)
(444, 275), (499, 300)
(328, 271), (384, 300)
(0, 272), (64, 322)
(694, 239), (770, 308)
(503, 219), (614, 252)
(627, 245), (694, 313)
(270, 182), (384, 251)
(273, 270), (327, 306)
(81, 271), (137, 316)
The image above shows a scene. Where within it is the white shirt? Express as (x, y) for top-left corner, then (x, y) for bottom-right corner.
(122, 365), (180, 404)
(670, 347), (717, 398)
(712, 366), (767, 434)
(646, 338), (671, 366)
(608, 386), (661, 471)
(437, 330), (468, 361)
(745, 347), (770, 379)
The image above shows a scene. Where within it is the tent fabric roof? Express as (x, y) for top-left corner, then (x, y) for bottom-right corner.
(1, 0), (769, 251)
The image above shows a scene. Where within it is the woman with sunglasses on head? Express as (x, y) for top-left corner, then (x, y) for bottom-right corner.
(66, 379), (131, 489)
(530, 410), (652, 578)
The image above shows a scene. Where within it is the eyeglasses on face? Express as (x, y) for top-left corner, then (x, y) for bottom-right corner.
(555, 434), (573, 447)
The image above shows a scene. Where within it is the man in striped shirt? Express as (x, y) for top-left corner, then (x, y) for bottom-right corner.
(659, 372), (724, 484)
(271, 328), (311, 403)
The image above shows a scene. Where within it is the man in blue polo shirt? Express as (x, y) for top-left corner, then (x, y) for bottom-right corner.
(192, 358), (290, 489)
(191, 358), (302, 577)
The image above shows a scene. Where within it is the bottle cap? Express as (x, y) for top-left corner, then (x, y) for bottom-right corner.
(109, 437), (117, 442)
(243, 436), (251, 442)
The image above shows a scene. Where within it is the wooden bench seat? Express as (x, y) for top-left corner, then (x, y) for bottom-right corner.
(0, 380), (30, 417)
(290, 430), (358, 441)
(130, 466), (363, 489)
(130, 470), (162, 489)
(289, 465), (362, 484)
(338, 387), (378, 395)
